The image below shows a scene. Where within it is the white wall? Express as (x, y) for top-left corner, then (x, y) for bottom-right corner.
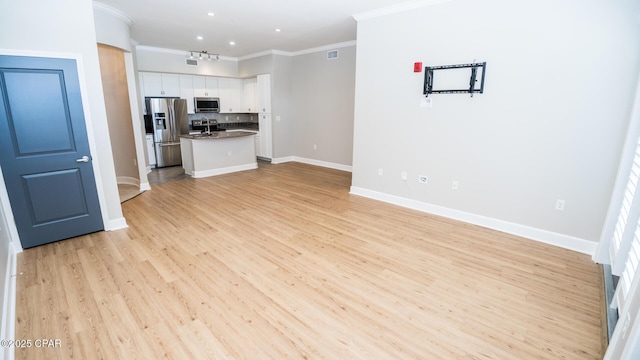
(93, 3), (133, 52)
(290, 47), (356, 167)
(271, 55), (295, 159)
(238, 54), (273, 77)
(238, 48), (356, 166)
(0, 0), (125, 232)
(352, 0), (640, 247)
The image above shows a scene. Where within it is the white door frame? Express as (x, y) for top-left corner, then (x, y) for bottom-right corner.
(599, 70), (640, 359)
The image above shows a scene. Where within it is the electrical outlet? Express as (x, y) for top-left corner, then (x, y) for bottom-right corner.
(227, 150), (232, 156)
(133, 158), (137, 166)
(313, 144), (317, 150)
(418, 175), (428, 184)
(276, 115), (281, 121)
(555, 199), (565, 211)
(225, 116), (229, 121)
(401, 171), (407, 181)
(378, 168), (383, 176)
(452, 181), (458, 190)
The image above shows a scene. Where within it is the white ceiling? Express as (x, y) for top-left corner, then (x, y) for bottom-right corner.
(94, 0), (435, 58)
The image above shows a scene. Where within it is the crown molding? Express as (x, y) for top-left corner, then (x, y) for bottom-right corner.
(239, 40), (357, 60)
(92, 1), (133, 26)
(238, 49), (290, 61)
(353, 0), (452, 21)
(291, 40), (357, 56)
(135, 40), (357, 62)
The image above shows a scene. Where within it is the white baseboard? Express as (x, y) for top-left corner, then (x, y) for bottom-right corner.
(1, 245), (16, 360)
(349, 186), (597, 255)
(271, 156), (294, 164)
(191, 163), (258, 178)
(272, 156), (352, 172)
(116, 176), (140, 186)
(139, 182), (151, 191)
(106, 217), (128, 231)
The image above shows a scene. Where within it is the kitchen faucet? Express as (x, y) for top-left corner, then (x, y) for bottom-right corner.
(202, 116), (210, 135)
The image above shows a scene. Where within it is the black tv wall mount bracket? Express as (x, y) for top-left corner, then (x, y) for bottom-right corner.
(423, 62), (486, 97)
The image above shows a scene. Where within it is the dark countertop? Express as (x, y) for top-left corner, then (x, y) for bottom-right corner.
(180, 131), (256, 140)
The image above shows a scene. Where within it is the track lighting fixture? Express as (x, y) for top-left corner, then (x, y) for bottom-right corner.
(187, 50), (220, 63)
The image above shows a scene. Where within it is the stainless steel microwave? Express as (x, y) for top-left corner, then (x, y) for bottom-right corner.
(194, 97), (220, 113)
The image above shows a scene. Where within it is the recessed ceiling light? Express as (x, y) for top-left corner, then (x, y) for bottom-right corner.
(207, 12), (214, 16)
(275, 28), (281, 32)
(197, 36), (203, 40)
(229, 41), (235, 46)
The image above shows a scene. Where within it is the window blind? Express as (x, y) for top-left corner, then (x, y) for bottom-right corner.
(611, 135), (640, 276)
(616, 223), (640, 312)
(611, 135), (640, 313)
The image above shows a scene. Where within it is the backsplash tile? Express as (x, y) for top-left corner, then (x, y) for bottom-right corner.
(187, 113), (257, 125)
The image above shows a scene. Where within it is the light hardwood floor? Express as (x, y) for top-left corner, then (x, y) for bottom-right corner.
(15, 162), (603, 359)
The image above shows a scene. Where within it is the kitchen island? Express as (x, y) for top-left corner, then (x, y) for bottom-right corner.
(180, 131), (257, 178)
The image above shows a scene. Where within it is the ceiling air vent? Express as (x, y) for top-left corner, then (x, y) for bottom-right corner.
(185, 58), (198, 66)
(327, 50), (339, 60)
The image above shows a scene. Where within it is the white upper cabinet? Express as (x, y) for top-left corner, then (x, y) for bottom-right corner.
(179, 75), (195, 114)
(193, 76), (219, 98)
(218, 77), (244, 113)
(139, 72), (269, 115)
(141, 72), (180, 97)
(243, 78), (257, 113)
(257, 74), (272, 113)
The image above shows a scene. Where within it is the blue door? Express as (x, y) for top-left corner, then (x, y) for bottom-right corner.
(0, 55), (103, 248)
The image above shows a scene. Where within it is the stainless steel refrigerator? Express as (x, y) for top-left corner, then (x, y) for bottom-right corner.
(145, 97), (189, 167)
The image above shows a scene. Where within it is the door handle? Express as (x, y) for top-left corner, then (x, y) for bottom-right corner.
(76, 156), (90, 163)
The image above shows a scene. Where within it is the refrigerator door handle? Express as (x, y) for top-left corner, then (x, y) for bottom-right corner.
(169, 100), (177, 142)
(167, 101), (173, 142)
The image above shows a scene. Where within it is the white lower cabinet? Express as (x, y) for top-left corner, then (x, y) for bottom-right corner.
(254, 134), (260, 156)
(258, 114), (272, 159)
(146, 134), (156, 167)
